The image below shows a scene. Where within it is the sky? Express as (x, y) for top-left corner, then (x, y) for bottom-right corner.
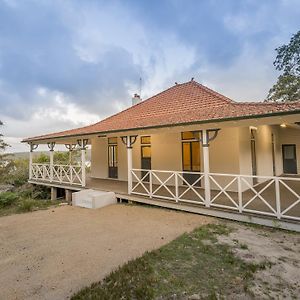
(0, 0), (299, 153)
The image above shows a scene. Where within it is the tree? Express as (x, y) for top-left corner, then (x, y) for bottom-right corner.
(0, 121), (9, 151)
(266, 31), (300, 102)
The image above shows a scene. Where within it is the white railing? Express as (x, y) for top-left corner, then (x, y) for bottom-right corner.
(31, 163), (83, 186)
(131, 169), (300, 222)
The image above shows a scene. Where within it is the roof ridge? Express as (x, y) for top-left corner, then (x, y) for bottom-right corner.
(233, 99), (300, 106)
(191, 81), (235, 104)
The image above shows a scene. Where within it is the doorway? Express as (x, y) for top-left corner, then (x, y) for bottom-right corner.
(182, 132), (201, 186)
(108, 138), (118, 178)
(282, 144), (297, 174)
(141, 136), (151, 181)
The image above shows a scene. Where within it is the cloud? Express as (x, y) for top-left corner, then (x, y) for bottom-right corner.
(0, 0), (299, 153)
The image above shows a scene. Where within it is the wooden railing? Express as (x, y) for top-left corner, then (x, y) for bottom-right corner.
(131, 169), (300, 222)
(31, 163), (83, 186)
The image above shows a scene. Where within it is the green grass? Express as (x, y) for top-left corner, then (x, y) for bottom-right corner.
(72, 224), (271, 300)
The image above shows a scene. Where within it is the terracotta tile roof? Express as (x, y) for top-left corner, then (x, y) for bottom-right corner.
(23, 80), (300, 142)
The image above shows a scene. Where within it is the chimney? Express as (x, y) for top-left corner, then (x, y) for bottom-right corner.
(132, 93), (141, 106)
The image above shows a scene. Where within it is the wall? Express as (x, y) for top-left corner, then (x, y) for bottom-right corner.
(90, 128), (241, 190)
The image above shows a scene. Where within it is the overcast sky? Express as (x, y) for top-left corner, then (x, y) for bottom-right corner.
(0, 0), (299, 152)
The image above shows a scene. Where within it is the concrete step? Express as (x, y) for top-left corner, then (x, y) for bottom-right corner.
(72, 189), (117, 209)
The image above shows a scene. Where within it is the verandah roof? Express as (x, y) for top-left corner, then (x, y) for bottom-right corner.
(22, 80), (300, 142)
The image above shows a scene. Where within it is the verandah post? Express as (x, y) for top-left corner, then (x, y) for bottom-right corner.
(48, 142), (55, 182)
(127, 136), (133, 195)
(29, 143), (38, 180)
(77, 139), (88, 187)
(29, 148), (33, 180)
(81, 148), (86, 187)
(202, 129), (211, 207)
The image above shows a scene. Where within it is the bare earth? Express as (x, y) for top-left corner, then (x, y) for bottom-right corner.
(0, 204), (211, 300)
(218, 223), (300, 299)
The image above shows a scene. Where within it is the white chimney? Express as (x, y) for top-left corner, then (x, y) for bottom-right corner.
(132, 93), (141, 106)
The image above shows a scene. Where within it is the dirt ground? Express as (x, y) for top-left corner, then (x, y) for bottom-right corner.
(218, 223), (300, 299)
(0, 204), (211, 300)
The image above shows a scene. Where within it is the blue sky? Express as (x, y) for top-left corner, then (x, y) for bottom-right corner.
(0, 0), (299, 152)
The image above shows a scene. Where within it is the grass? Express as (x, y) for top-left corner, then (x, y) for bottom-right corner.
(0, 191), (61, 217)
(72, 224), (271, 300)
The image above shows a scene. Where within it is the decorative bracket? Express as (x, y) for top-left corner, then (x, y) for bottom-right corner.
(77, 139), (88, 150)
(65, 143), (77, 151)
(29, 143), (38, 152)
(121, 135), (138, 149)
(200, 129), (220, 147)
(47, 142), (56, 152)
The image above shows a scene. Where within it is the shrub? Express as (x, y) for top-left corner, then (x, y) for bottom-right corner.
(0, 192), (19, 208)
(18, 199), (36, 212)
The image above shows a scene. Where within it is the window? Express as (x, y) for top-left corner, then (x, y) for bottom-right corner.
(141, 136), (151, 144)
(181, 131), (200, 140)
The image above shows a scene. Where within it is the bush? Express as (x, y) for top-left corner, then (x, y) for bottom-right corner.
(18, 199), (36, 212)
(0, 192), (19, 208)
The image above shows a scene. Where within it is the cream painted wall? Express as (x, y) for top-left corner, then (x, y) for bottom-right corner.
(90, 125), (300, 190)
(90, 137), (107, 178)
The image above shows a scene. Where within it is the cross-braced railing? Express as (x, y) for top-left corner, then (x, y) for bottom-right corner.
(31, 163), (83, 186)
(131, 169), (300, 222)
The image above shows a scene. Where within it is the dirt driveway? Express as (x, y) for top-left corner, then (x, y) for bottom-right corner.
(0, 204), (211, 300)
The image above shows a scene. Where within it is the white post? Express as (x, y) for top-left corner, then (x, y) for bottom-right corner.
(275, 178), (281, 219)
(29, 150), (33, 180)
(127, 136), (133, 194)
(50, 150), (54, 182)
(202, 129), (211, 207)
(81, 147), (86, 187)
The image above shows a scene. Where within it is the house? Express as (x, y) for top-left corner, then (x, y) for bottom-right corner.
(22, 80), (300, 230)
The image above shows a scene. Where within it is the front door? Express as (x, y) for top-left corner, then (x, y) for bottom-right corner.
(282, 144), (297, 174)
(108, 144), (118, 178)
(182, 140), (201, 185)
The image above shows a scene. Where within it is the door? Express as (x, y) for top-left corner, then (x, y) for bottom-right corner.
(182, 141), (201, 185)
(141, 146), (151, 181)
(108, 144), (118, 178)
(282, 144), (297, 174)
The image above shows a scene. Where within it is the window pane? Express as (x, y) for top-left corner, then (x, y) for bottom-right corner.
(182, 143), (191, 170)
(284, 145), (295, 159)
(108, 137), (117, 144)
(191, 142), (200, 171)
(142, 146), (151, 158)
(182, 131), (199, 140)
(141, 136), (151, 144)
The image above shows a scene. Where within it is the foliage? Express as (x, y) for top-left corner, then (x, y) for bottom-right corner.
(0, 192), (19, 208)
(267, 74), (300, 102)
(267, 30), (300, 102)
(1, 158), (29, 186)
(274, 31), (300, 76)
(72, 223), (270, 300)
(0, 120), (10, 151)
(17, 199), (39, 212)
(34, 153), (49, 163)
(0, 189), (58, 217)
